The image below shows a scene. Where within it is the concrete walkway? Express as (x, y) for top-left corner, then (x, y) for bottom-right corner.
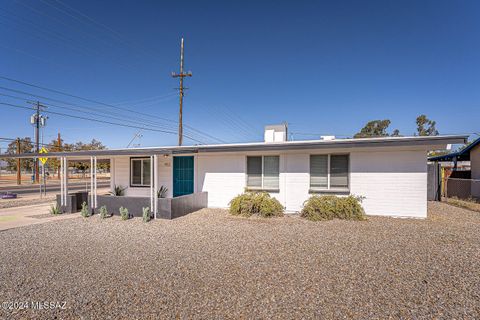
(0, 202), (80, 231)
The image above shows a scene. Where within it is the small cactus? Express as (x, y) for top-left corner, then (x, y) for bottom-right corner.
(80, 201), (91, 218)
(99, 205), (109, 219)
(142, 207), (151, 222)
(120, 206), (129, 220)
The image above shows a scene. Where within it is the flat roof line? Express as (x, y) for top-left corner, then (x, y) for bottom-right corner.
(0, 134), (468, 159)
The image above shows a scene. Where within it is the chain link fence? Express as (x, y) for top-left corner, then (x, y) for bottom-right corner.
(443, 177), (480, 200)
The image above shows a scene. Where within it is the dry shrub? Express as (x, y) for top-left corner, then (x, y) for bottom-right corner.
(301, 195), (366, 221)
(229, 192), (284, 217)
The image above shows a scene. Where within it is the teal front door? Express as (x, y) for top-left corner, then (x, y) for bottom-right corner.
(173, 156), (194, 197)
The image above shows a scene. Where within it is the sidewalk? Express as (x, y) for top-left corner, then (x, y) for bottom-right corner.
(0, 203), (80, 231)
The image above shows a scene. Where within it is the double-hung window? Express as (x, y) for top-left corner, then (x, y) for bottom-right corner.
(246, 156), (279, 191)
(130, 158), (151, 187)
(310, 154), (349, 191)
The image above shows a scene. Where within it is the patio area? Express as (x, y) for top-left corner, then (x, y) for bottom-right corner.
(0, 201), (479, 319)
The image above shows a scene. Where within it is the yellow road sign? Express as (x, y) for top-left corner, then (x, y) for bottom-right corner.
(39, 147), (48, 165)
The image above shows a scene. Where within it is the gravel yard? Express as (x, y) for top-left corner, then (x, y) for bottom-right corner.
(0, 202), (479, 319)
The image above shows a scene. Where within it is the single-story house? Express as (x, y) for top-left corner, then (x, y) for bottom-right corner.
(429, 137), (480, 199)
(2, 125), (467, 218)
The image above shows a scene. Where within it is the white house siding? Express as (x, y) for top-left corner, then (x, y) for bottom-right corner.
(196, 154), (246, 208)
(195, 148), (429, 218)
(349, 150), (427, 218)
(111, 146), (430, 218)
(111, 156), (173, 198)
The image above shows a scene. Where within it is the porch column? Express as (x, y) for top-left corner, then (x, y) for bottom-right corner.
(63, 157), (68, 206)
(90, 156), (94, 209)
(150, 155), (154, 214)
(60, 156), (64, 206)
(110, 157), (115, 192)
(153, 154), (158, 219)
(94, 156), (97, 208)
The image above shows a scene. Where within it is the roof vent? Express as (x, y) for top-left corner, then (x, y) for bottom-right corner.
(321, 135), (336, 141)
(264, 124), (287, 143)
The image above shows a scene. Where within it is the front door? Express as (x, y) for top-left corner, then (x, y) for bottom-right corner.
(173, 156), (194, 197)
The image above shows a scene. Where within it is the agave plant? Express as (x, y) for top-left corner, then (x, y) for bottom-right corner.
(110, 185), (127, 196)
(49, 203), (61, 215)
(157, 185), (168, 198)
(80, 201), (91, 218)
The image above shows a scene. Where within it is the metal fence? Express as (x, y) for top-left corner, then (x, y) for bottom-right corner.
(443, 178), (480, 200)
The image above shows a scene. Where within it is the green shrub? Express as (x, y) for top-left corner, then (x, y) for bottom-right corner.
(142, 207), (151, 222)
(229, 192), (284, 217)
(301, 195), (366, 221)
(80, 201), (91, 218)
(119, 206), (129, 220)
(49, 203), (61, 215)
(99, 205), (109, 219)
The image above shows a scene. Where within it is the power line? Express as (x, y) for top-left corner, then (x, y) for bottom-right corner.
(0, 87), (218, 144)
(15, 0), (148, 70)
(0, 75), (225, 143)
(0, 9), (141, 73)
(0, 102), (205, 144)
(0, 92), (189, 136)
(112, 92), (178, 106)
(46, 0), (160, 59)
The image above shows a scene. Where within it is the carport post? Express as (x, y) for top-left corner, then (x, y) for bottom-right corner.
(154, 154), (158, 219)
(94, 156), (97, 208)
(90, 156), (94, 209)
(150, 155), (154, 215)
(60, 156), (64, 206)
(63, 157), (68, 206)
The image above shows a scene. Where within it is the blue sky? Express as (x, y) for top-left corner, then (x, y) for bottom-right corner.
(0, 0), (479, 149)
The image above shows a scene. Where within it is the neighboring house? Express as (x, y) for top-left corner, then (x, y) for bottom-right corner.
(429, 137), (480, 199)
(2, 125), (466, 218)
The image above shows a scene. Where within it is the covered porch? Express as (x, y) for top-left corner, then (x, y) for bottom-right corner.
(54, 151), (207, 219)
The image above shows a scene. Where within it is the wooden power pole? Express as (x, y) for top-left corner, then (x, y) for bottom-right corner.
(16, 138), (21, 185)
(172, 38), (192, 146)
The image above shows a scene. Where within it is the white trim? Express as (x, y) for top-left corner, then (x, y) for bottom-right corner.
(94, 156), (97, 208)
(150, 155), (154, 214)
(153, 154), (158, 219)
(63, 157), (68, 206)
(60, 157), (64, 206)
(90, 156), (94, 209)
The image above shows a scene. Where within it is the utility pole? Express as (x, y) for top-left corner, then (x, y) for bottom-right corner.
(16, 138), (21, 185)
(57, 132), (61, 180)
(172, 37), (192, 146)
(35, 101), (40, 183)
(28, 101), (47, 183)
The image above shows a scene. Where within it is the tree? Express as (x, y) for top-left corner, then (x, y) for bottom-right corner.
(5, 138), (34, 171)
(416, 115), (438, 136)
(354, 120), (400, 138)
(391, 129), (401, 137)
(70, 139), (108, 176)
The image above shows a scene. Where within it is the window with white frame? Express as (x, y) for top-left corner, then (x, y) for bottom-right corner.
(310, 154), (349, 191)
(130, 158), (151, 187)
(246, 156), (279, 190)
